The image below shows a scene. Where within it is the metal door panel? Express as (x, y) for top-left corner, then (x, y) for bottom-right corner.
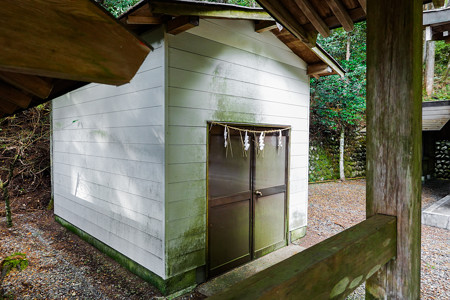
(209, 135), (250, 198)
(208, 125), (288, 277)
(255, 136), (286, 190)
(208, 132), (251, 276)
(209, 200), (251, 272)
(254, 193), (286, 254)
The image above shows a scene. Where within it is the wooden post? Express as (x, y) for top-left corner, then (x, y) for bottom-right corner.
(366, 0), (422, 299)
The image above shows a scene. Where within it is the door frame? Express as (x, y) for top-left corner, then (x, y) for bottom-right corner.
(206, 121), (291, 278)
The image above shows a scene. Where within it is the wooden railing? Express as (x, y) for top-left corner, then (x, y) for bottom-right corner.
(209, 214), (397, 300)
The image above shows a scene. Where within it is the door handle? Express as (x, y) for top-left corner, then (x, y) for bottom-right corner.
(255, 190), (263, 197)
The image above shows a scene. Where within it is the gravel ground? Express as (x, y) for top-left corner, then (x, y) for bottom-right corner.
(1, 179), (448, 299)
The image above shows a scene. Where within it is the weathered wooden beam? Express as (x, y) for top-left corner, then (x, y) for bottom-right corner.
(209, 215), (396, 300)
(0, 100), (19, 115)
(126, 15), (164, 25)
(293, 0), (330, 37)
(255, 21), (278, 33)
(0, 71), (53, 99)
(311, 46), (346, 77)
(257, 0), (317, 47)
(307, 63), (332, 75)
(366, 0), (422, 299)
(357, 0), (367, 14)
(166, 16), (199, 35)
(150, 1), (273, 21)
(0, 81), (33, 109)
(325, 0), (354, 32)
(0, 0), (150, 85)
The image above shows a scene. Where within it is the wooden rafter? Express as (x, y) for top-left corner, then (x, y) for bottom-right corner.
(0, 71), (53, 99)
(255, 21), (278, 33)
(257, 0), (317, 47)
(0, 81), (32, 109)
(167, 16), (199, 35)
(325, 0), (354, 32)
(357, 0), (367, 14)
(293, 0), (330, 37)
(307, 63), (332, 75)
(0, 100), (18, 115)
(127, 15), (164, 25)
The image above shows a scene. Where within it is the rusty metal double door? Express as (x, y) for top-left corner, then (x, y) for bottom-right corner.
(208, 126), (288, 277)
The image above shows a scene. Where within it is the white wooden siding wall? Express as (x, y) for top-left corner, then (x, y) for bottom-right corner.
(52, 29), (166, 278)
(166, 19), (310, 277)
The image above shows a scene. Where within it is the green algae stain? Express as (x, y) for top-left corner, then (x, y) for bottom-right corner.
(330, 277), (350, 298)
(211, 65), (257, 124)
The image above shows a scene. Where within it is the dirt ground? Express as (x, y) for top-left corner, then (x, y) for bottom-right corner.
(1, 179), (449, 299)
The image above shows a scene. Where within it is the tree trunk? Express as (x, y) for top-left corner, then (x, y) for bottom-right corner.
(424, 40), (435, 96)
(3, 184), (12, 228)
(423, 32), (427, 64)
(2, 155), (19, 227)
(339, 129), (345, 181)
(346, 33), (351, 61)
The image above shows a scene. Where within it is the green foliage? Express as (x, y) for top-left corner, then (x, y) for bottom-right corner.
(435, 41), (450, 76)
(98, 0), (259, 18)
(97, 0), (141, 17)
(1, 254), (28, 275)
(310, 22), (366, 136)
(1, 253), (28, 297)
(423, 40), (450, 102)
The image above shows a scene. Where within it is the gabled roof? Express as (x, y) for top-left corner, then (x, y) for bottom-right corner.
(119, 0), (345, 78)
(255, 1), (434, 44)
(0, 0), (150, 117)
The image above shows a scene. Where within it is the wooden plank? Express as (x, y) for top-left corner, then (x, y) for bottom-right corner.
(126, 15), (164, 25)
(366, 0), (422, 298)
(293, 0), (330, 37)
(0, 0), (150, 85)
(357, 0), (367, 14)
(167, 16), (199, 35)
(150, 1), (273, 21)
(423, 7), (450, 26)
(255, 0), (317, 47)
(0, 99), (19, 115)
(255, 21), (278, 33)
(0, 71), (53, 99)
(325, 0), (354, 32)
(310, 46), (346, 77)
(0, 81), (32, 108)
(209, 215), (397, 299)
(307, 63), (332, 75)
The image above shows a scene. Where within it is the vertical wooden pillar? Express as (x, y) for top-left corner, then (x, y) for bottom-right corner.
(366, 0), (422, 299)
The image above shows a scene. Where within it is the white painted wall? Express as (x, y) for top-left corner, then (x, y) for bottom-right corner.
(52, 28), (167, 278)
(166, 19), (310, 277)
(52, 19), (311, 281)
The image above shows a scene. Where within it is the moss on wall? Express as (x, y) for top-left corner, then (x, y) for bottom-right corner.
(55, 215), (196, 295)
(308, 133), (366, 182)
